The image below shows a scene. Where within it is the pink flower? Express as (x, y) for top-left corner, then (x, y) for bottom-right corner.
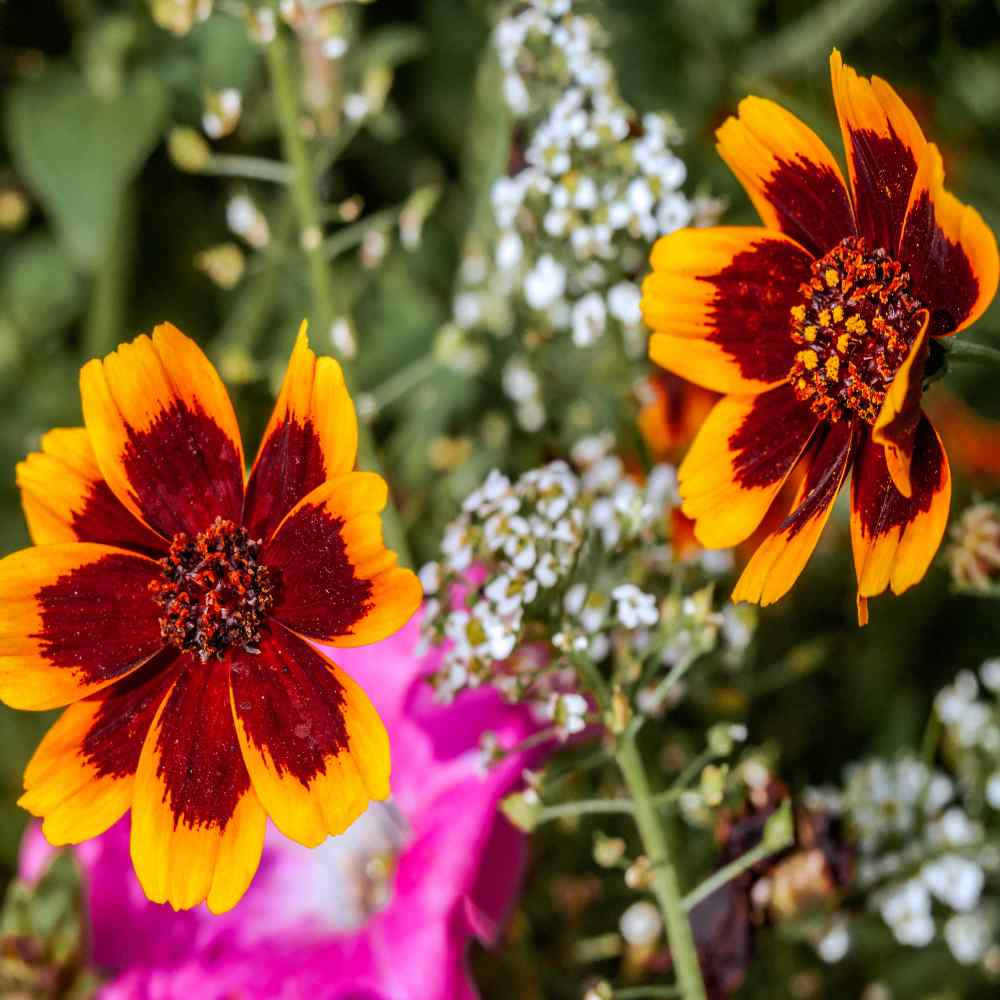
(20, 615), (543, 1000)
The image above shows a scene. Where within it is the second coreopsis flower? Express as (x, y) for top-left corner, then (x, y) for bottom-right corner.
(4, 322), (420, 912)
(641, 50), (999, 622)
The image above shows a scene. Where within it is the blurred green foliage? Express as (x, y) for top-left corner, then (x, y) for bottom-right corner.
(1, 1), (1000, 997)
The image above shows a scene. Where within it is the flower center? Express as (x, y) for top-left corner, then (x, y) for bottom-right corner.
(150, 517), (275, 661)
(787, 236), (925, 424)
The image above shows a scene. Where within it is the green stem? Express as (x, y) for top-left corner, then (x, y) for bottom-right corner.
(615, 730), (707, 1000)
(945, 338), (1000, 371)
(572, 651), (611, 709)
(644, 652), (699, 715)
(266, 22), (411, 566)
(216, 203), (296, 354)
(370, 353), (439, 409)
(323, 206), (401, 260)
(540, 747), (609, 795)
(669, 746), (718, 797)
(682, 837), (783, 913)
(84, 186), (134, 358)
(266, 28), (337, 338)
(613, 988), (682, 1000)
(203, 154), (293, 185)
(536, 798), (634, 825)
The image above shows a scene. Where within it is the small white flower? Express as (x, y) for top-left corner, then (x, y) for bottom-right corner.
(491, 176), (526, 228)
(612, 584), (658, 629)
(502, 357), (540, 403)
(343, 93), (369, 122)
(588, 633), (610, 662)
(516, 399), (546, 432)
(535, 552), (559, 588)
(608, 281), (642, 325)
(502, 73), (531, 114)
(921, 855), (985, 912)
(936, 807), (979, 847)
(880, 880), (935, 947)
(321, 35), (349, 60)
(627, 178), (654, 216)
(524, 254), (566, 309)
(496, 231), (524, 270)
(574, 176), (598, 209)
(986, 771), (1000, 809)
(546, 691), (589, 736)
(936, 670), (978, 723)
(571, 292), (607, 346)
(418, 562), (441, 595)
(543, 208), (570, 237)
(579, 593), (609, 634)
(721, 606), (754, 653)
(619, 901), (662, 948)
(226, 194), (270, 248)
(485, 574), (538, 616)
(816, 920), (850, 963)
(563, 582), (587, 617)
(944, 911), (992, 965)
(453, 291), (481, 329)
(441, 523), (472, 571)
(656, 192), (693, 233)
(571, 432), (614, 468)
(980, 657), (1000, 691)
(608, 199), (631, 230)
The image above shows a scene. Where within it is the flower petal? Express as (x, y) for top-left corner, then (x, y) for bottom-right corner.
(16, 428), (166, 553)
(130, 659), (266, 914)
(733, 418), (856, 607)
(679, 385), (818, 548)
(829, 49), (927, 253)
(243, 323), (359, 540)
(230, 623), (389, 848)
(264, 472), (421, 647)
(716, 96), (856, 255)
(898, 144), (999, 336)
(80, 323), (245, 539)
(871, 310), (931, 498)
(0, 544), (163, 710)
(851, 416), (951, 605)
(643, 227), (813, 394)
(18, 650), (178, 845)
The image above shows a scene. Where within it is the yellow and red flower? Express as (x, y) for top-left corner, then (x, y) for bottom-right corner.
(2, 323), (421, 913)
(642, 50), (999, 622)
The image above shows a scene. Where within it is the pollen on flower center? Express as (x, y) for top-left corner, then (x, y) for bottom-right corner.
(787, 236), (926, 424)
(150, 517), (275, 661)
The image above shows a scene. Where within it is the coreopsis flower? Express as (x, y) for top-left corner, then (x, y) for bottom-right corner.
(642, 50), (999, 622)
(19, 616), (542, 999)
(4, 323), (421, 913)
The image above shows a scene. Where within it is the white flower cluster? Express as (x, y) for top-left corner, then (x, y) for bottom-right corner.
(936, 659), (1000, 810)
(422, 437), (749, 729)
(448, 0), (715, 433)
(422, 461), (587, 703)
(809, 744), (999, 968)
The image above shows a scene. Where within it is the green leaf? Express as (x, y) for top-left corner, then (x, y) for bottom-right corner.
(1, 232), (85, 341)
(191, 15), (262, 92)
(5, 66), (167, 269)
(358, 24), (428, 72)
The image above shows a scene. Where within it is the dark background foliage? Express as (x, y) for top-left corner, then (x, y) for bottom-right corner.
(1, 1), (1000, 996)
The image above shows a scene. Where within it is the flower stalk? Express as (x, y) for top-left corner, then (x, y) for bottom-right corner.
(615, 728), (707, 1000)
(266, 21), (411, 564)
(944, 337), (1000, 371)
